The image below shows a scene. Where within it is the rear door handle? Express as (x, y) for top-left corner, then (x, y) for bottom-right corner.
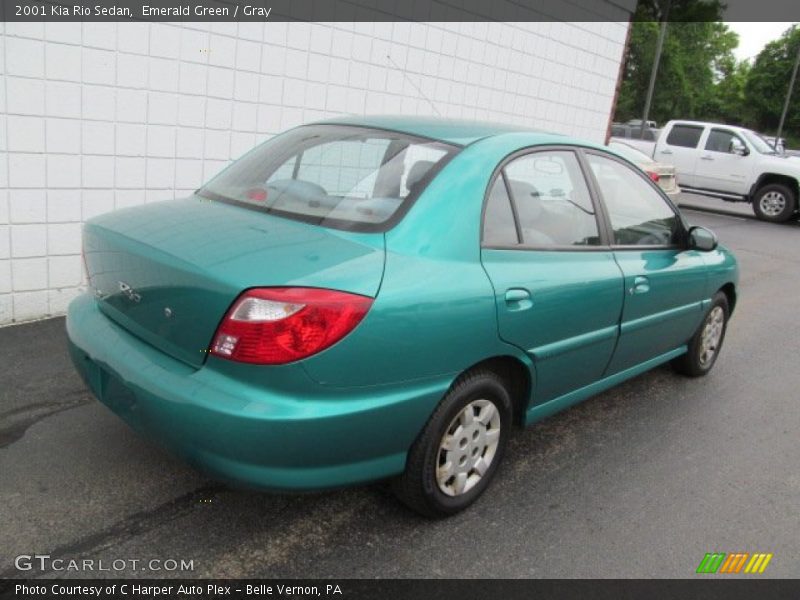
(659, 149), (673, 155)
(504, 288), (532, 310)
(629, 276), (650, 295)
(700, 155), (714, 161)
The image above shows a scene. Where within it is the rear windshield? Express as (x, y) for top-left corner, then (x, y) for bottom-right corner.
(197, 125), (458, 232)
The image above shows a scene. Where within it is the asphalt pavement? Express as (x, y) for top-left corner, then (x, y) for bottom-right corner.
(677, 192), (755, 218)
(2, 204), (799, 579)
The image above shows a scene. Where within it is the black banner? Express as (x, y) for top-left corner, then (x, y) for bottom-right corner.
(2, 0), (633, 22)
(3, 579), (800, 600)
(3, 0), (800, 22)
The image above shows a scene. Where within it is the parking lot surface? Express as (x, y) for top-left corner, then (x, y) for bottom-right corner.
(2, 206), (799, 578)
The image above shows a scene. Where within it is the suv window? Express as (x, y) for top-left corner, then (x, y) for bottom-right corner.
(666, 124), (704, 148)
(502, 151), (601, 247)
(611, 125), (628, 138)
(626, 125), (657, 141)
(705, 129), (744, 154)
(483, 177), (519, 246)
(587, 153), (680, 246)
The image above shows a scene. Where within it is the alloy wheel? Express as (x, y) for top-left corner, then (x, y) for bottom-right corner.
(699, 306), (725, 367)
(436, 399), (501, 497)
(760, 191), (787, 217)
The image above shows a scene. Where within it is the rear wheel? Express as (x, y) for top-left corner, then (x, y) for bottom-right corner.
(672, 291), (729, 377)
(392, 369), (512, 518)
(752, 183), (796, 222)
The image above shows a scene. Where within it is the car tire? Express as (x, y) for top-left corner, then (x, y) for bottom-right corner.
(392, 368), (512, 518)
(752, 183), (796, 222)
(672, 292), (729, 377)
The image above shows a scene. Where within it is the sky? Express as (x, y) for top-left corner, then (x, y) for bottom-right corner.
(727, 22), (797, 62)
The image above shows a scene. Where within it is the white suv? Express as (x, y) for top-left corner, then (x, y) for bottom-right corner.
(654, 120), (799, 222)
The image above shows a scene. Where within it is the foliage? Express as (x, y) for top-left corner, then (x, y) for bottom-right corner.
(744, 25), (800, 134)
(615, 2), (800, 144)
(616, 0), (739, 127)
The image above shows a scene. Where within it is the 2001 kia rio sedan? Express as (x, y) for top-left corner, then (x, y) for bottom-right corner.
(67, 116), (739, 517)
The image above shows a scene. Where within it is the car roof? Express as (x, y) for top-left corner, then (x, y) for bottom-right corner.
(670, 119), (749, 132)
(607, 141), (658, 167)
(313, 114), (555, 146)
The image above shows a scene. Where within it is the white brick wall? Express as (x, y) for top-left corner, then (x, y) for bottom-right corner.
(0, 18), (630, 325)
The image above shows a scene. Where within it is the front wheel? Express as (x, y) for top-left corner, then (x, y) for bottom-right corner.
(672, 292), (729, 377)
(392, 369), (512, 518)
(752, 183), (796, 222)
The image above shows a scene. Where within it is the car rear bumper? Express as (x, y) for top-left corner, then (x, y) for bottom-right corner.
(659, 178), (680, 197)
(66, 293), (449, 490)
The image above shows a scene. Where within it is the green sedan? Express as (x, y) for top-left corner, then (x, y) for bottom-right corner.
(67, 116), (739, 517)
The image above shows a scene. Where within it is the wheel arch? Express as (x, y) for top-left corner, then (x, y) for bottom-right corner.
(750, 173), (799, 202)
(456, 355), (534, 427)
(719, 282), (737, 315)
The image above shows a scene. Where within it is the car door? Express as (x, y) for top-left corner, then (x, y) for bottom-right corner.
(655, 123), (705, 187)
(584, 151), (709, 375)
(480, 148), (624, 404)
(692, 128), (755, 195)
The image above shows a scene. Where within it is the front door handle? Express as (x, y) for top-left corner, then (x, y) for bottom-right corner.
(629, 276), (650, 295)
(504, 288), (533, 310)
(700, 155), (714, 161)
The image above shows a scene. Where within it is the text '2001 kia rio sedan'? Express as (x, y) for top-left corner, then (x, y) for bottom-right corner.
(67, 116), (739, 517)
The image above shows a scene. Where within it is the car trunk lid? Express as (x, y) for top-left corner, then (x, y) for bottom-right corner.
(83, 196), (385, 368)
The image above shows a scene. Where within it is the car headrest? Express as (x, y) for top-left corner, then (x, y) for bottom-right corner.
(406, 160), (436, 195)
(506, 179), (542, 220)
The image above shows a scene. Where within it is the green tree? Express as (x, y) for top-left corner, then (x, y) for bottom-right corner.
(702, 56), (752, 125)
(744, 25), (800, 136)
(615, 0), (739, 126)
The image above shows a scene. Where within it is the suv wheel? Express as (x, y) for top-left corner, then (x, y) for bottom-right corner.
(752, 183), (796, 222)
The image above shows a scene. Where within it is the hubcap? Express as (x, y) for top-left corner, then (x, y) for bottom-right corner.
(699, 306), (725, 367)
(760, 191), (786, 217)
(437, 399), (501, 497)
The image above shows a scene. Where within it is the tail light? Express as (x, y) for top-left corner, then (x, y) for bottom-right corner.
(646, 170), (660, 183)
(210, 288), (373, 365)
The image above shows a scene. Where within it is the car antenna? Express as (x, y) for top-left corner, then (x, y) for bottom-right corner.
(386, 54), (441, 116)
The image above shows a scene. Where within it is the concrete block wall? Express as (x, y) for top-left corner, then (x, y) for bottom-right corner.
(0, 17), (629, 324)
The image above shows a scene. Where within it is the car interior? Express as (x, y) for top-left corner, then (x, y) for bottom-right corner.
(262, 156), (437, 224)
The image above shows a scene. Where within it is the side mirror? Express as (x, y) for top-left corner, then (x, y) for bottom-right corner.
(688, 226), (718, 251)
(730, 139), (749, 156)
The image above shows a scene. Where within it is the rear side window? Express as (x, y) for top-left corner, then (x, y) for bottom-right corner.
(198, 125), (458, 232)
(665, 125), (704, 148)
(483, 178), (519, 246)
(502, 151), (601, 247)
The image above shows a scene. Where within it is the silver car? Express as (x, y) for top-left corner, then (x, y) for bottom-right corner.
(608, 140), (680, 198)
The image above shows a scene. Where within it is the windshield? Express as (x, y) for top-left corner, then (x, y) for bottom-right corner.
(609, 141), (654, 165)
(741, 130), (778, 155)
(197, 125), (459, 232)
